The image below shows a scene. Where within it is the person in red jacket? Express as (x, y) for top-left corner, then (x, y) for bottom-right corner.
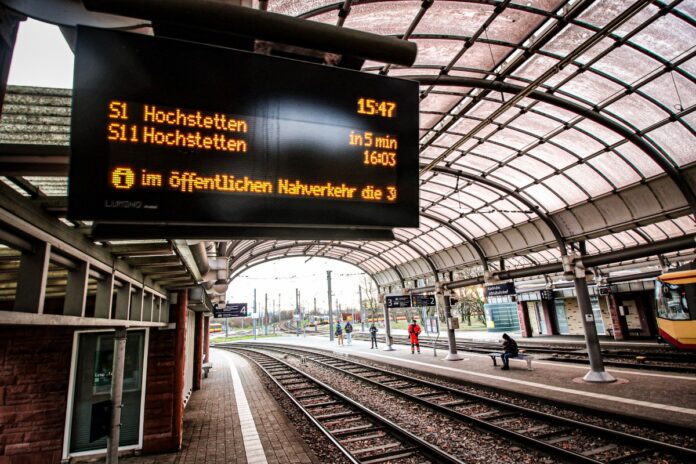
(407, 319), (421, 354)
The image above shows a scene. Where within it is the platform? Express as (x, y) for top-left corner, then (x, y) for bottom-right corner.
(241, 334), (696, 429)
(84, 349), (320, 464)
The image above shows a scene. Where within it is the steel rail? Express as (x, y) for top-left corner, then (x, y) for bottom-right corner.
(227, 347), (464, 464)
(237, 343), (696, 462)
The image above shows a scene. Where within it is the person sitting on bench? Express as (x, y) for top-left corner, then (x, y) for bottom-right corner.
(500, 333), (518, 370)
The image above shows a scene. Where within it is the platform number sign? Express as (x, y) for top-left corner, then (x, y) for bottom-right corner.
(385, 295), (412, 308)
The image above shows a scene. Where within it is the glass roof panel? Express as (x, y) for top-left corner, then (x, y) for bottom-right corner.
(490, 165), (534, 188)
(472, 141), (516, 161)
(339, 1), (423, 35)
(604, 93), (667, 130)
(630, 13), (696, 61)
(587, 152), (641, 187)
(512, 0), (564, 11)
(485, 8), (547, 43)
(557, 73), (624, 105)
(523, 184), (565, 212)
(543, 174), (587, 204)
(549, 129), (605, 158)
(592, 46), (661, 85)
(640, 72), (696, 111)
(259, 1), (335, 16)
(509, 111), (563, 136)
(454, 43), (512, 72)
(420, 93), (462, 114)
(645, 122), (696, 166)
(509, 154), (555, 179)
(565, 164), (612, 196)
(489, 127), (537, 150)
(614, 143), (662, 178)
(451, 154), (498, 173)
(415, 1), (493, 36)
(527, 143), (577, 169)
(413, 39), (465, 66)
(576, 0), (656, 34)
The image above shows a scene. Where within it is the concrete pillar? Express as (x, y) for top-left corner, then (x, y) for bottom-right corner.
(64, 261), (90, 316)
(114, 282), (132, 320)
(441, 287), (463, 361)
(540, 299), (556, 335)
(573, 269), (616, 383)
(516, 301), (532, 337)
(95, 272), (115, 318)
(130, 286), (144, 321)
(204, 316), (210, 363)
(14, 242), (51, 313)
(172, 291), (188, 449)
(606, 293), (627, 340)
(193, 312), (203, 391)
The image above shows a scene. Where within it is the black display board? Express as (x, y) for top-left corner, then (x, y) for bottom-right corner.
(411, 294), (436, 306)
(69, 27), (419, 228)
(385, 295), (412, 308)
(213, 303), (248, 318)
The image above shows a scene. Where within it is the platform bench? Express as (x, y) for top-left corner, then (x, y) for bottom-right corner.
(488, 353), (534, 371)
(202, 362), (213, 378)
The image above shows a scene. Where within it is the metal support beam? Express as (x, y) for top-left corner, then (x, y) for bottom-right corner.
(63, 260), (89, 316)
(107, 328), (127, 464)
(13, 241), (50, 313)
(327, 270), (334, 342)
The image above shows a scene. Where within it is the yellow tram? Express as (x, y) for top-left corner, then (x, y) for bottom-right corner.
(656, 264), (696, 350)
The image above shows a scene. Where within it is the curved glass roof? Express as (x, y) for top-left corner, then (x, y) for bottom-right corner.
(1, 0), (694, 289)
(232, 0), (696, 285)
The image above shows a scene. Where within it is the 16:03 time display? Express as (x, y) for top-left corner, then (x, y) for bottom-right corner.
(357, 98), (397, 118)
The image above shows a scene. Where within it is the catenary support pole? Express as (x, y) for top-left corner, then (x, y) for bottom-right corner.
(107, 328), (127, 464)
(264, 293), (268, 336)
(567, 256), (616, 383)
(359, 285), (364, 331)
(440, 285), (463, 361)
(253, 288), (257, 340)
(382, 293), (394, 351)
(327, 271), (334, 341)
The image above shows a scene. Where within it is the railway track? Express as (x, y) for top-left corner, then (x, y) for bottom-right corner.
(228, 347), (463, 464)
(227, 342), (696, 464)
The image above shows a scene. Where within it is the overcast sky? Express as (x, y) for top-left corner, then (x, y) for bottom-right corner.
(7, 19), (373, 311)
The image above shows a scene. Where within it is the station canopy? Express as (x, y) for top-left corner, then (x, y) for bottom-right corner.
(1, 0), (695, 289)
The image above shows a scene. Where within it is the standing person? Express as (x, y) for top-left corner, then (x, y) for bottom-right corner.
(344, 321), (353, 345)
(500, 333), (518, 370)
(335, 323), (344, 346)
(407, 319), (421, 354)
(369, 323), (378, 349)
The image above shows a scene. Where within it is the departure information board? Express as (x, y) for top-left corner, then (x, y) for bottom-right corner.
(68, 27), (419, 228)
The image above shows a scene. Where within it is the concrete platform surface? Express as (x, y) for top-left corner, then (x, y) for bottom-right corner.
(240, 334), (696, 428)
(85, 349), (319, 464)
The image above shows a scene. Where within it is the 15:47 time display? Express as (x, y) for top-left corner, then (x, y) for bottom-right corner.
(357, 98), (397, 118)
